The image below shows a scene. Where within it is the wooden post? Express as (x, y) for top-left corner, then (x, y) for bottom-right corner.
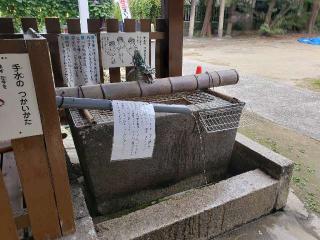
(21, 17), (39, 33)
(26, 37), (75, 235)
(45, 18), (63, 87)
(0, 171), (19, 240)
(0, 17), (15, 33)
(155, 18), (169, 78)
(167, 0), (184, 77)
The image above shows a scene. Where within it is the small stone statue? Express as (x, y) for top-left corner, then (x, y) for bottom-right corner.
(127, 50), (155, 84)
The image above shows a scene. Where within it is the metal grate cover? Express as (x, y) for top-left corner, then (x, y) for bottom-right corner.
(69, 90), (252, 133)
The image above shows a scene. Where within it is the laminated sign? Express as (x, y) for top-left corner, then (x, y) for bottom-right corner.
(58, 34), (100, 87)
(111, 101), (155, 161)
(0, 54), (43, 141)
(101, 32), (149, 68)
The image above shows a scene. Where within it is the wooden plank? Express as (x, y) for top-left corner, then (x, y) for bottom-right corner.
(12, 135), (61, 239)
(67, 18), (81, 33)
(0, 17), (15, 33)
(149, 31), (165, 40)
(88, 18), (104, 83)
(155, 18), (169, 78)
(21, 17), (38, 33)
(124, 19), (136, 79)
(106, 19), (121, 83)
(45, 18), (64, 87)
(26, 38), (75, 235)
(0, 170), (19, 240)
(140, 19), (152, 67)
(0, 39), (27, 53)
(168, 0), (184, 76)
(45, 18), (61, 33)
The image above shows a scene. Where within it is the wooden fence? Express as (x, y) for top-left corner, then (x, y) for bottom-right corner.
(0, 17), (170, 87)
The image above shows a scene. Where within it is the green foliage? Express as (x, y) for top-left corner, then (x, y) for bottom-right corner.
(89, 0), (114, 19)
(129, 0), (161, 22)
(0, 0), (114, 31)
(0, 0), (78, 31)
(259, 23), (285, 36)
(113, 2), (122, 21)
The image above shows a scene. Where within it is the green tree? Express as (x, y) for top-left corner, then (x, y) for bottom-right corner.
(0, 0), (114, 31)
(129, 0), (161, 22)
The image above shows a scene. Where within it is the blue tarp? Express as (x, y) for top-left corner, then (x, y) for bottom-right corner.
(298, 37), (320, 45)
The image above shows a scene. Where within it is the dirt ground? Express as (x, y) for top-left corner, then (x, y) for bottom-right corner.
(184, 35), (320, 214)
(184, 34), (320, 89)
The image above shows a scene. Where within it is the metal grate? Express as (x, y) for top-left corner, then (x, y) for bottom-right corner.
(198, 104), (245, 133)
(69, 90), (250, 133)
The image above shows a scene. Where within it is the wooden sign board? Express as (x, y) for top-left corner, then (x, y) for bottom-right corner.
(0, 54), (43, 141)
(100, 32), (150, 68)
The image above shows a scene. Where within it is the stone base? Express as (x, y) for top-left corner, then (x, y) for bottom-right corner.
(62, 133), (293, 240)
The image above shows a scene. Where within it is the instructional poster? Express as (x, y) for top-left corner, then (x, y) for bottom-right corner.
(100, 32), (149, 68)
(111, 101), (155, 161)
(58, 34), (100, 87)
(0, 54), (43, 141)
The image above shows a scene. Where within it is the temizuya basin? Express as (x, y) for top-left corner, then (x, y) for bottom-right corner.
(68, 90), (244, 214)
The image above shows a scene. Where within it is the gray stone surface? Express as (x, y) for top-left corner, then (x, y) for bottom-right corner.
(61, 216), (97, 240)
(213, 191), (320, 240)
(60, 184), (98, 240)
(230, 133), (294, 210)
(183, 59), (320, 141)
(96, 169), (278, 240)
(69, 106), (238, 214)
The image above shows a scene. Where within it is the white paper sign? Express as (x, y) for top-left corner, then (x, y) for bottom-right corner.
(0, 54), (43, 141)
(100, 32), (149, 68)
(58, 34), (100, 87)
(111, 100), (155, 161)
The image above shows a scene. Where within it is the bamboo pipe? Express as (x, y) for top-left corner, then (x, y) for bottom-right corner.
(55, 69), (239, 99)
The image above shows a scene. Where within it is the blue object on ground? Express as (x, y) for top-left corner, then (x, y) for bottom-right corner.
(298, 37), (320, 45)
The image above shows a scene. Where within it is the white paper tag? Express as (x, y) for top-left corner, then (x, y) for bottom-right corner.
(58, 34), (100, 87)
(100, 32), (149, 68)
(111, 100), (155, 161)
(0, 54), (43, 141)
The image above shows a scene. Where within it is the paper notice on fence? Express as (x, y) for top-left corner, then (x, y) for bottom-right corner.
(58, 34), (100, 87)
(111, 100), (155, 161)
(0, 54), (43, 141)
(100, 32), (149, 68)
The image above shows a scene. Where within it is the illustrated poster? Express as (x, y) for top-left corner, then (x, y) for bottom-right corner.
(100, 32), (149, 68)
(58, 34), (100, 87)
(111, 100), (155, 161)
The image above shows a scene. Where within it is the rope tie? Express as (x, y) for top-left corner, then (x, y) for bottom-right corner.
(99, 84), (107, 99)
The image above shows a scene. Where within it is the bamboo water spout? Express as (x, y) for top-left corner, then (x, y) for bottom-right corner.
(55, 69), (239, 99)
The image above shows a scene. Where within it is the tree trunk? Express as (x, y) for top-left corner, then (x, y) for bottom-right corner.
(188, 0), (197, 37)
(226, 3), (236, 36)
(265, 0), (276, 26)
(247, 0), (257, 30)
(218, 0), (226, 38)
(201, 0), (214, 37)
(308, 0), (320, 34)
(270, 4), (292, 27)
